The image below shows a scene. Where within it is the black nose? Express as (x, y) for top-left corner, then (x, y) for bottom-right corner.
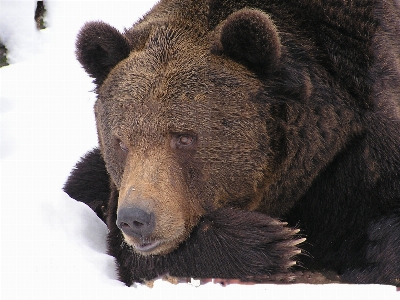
(116, 207), (155, 239)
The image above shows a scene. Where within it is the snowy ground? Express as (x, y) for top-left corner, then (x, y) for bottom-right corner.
(0, 1), (399, 299)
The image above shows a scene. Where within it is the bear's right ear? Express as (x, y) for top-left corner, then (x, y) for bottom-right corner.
(76, 21), (131, 85)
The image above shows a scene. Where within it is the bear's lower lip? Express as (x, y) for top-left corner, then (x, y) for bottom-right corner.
(133, 240), (161, 252)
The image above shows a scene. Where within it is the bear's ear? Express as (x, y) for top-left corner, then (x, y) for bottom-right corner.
(212, 8), (282, 74)
(76, 21), (131, 85)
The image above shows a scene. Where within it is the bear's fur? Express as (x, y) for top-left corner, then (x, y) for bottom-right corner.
(65, 0), (400, 286)
(64, 148), (110, 220)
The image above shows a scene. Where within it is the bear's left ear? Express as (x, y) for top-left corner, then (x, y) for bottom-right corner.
(212, 8), (282, 75)
(76, 21), (131, 85)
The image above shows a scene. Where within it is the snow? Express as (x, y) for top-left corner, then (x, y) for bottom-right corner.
(0, 1), (398, 299)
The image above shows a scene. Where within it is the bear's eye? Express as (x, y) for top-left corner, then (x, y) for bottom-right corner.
(178, 135), (194, 146)
(170, 133), (197, 150)
(119, 140), (129, 152)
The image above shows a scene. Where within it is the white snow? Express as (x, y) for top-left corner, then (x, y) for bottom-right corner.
(0, 1), (399, 299)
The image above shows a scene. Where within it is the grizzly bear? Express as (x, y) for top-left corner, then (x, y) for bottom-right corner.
(64, 0), (400, 286)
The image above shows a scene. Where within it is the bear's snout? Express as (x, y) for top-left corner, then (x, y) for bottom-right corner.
(116, 206), (156, 241)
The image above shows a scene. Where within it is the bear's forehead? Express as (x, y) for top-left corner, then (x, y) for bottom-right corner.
(98, 37), (262, 108)
(103, 18), (262, 90)
(99, 61), (261, 121)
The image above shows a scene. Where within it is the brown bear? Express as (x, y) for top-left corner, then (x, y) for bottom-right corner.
(64, 0), (400, 286)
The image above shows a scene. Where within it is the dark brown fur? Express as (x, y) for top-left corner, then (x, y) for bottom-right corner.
(105, 181), (302, 284)
(66, 0), (400, 286)
(64, 148), (110, 220)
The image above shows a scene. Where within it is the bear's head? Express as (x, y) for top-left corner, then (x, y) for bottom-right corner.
(75, 4), (359, 256)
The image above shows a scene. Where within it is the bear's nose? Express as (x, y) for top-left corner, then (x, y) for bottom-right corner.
(116, 207), (155, 239)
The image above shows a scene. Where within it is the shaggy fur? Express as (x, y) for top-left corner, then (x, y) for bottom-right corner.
(212, 8), (282, 74)
(75, 21), (131, 86)
(66, 0), (400, 286)
(106, 183), (302, 284)
(63, 148), (109, 221)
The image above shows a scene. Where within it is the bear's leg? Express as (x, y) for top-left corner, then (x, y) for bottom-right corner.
(341, 210), (400, 286)
(63, 148), (110, 222)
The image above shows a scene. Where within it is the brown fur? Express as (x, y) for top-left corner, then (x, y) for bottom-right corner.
(105, 182), (303, 284)
(92, 0), (362, 252)
(68, 0), (400, 285)
(93, 12), (277, 254)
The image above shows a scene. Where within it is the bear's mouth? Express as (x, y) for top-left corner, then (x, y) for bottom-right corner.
(132, 240), (162, 253)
